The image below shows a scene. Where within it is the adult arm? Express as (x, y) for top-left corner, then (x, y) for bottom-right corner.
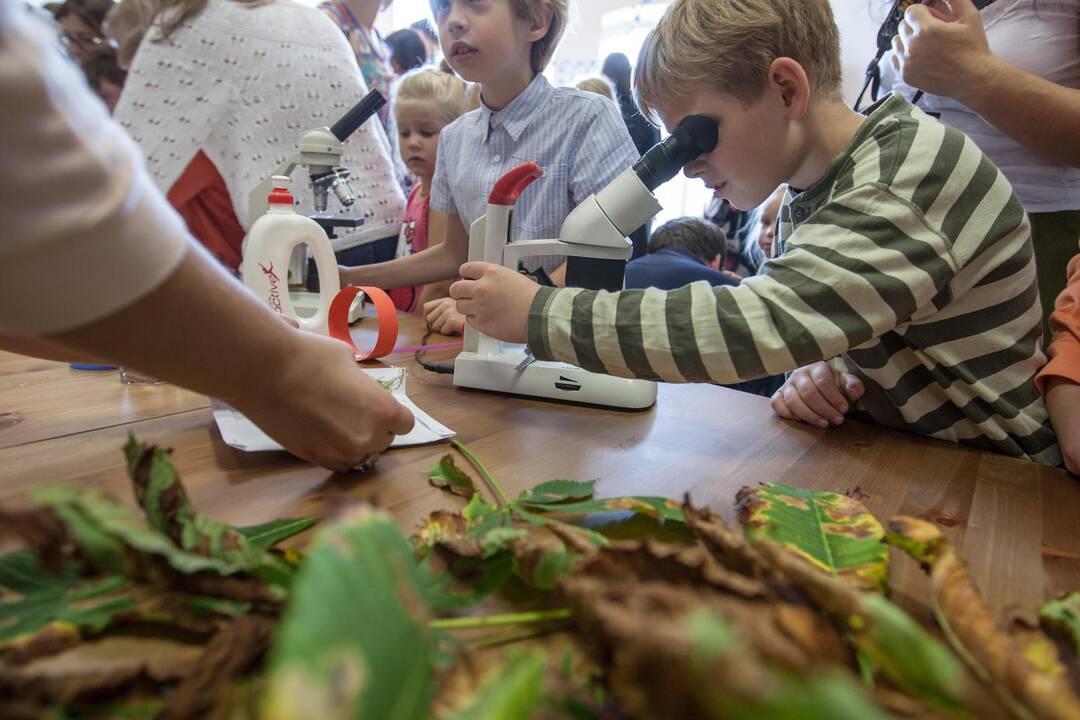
(895, 0), (1080, 166)
(1, 8), (412, 471)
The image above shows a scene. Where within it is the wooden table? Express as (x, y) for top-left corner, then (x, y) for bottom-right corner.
(1, 312), (1077, 624)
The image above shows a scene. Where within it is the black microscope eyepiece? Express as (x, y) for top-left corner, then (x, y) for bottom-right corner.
(632, 115), (719, 192)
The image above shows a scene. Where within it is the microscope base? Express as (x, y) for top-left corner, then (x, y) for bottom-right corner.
(453, 347), (657, 410)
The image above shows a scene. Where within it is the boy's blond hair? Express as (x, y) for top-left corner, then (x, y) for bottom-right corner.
(635, 0), (841, 123)
(575, 76), (614, 102)
(393, 67), (470, 128)
(429, 0), (567, 74)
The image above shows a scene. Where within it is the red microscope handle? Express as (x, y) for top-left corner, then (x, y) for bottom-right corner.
(488, 162), (544, 206)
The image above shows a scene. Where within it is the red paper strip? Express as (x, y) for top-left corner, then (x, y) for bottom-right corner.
(328, 285), (399, 362)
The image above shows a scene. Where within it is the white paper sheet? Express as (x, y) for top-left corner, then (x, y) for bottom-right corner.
(211, 367), (454, 452)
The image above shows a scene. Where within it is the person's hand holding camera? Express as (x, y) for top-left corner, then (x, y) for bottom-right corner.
(891, 0), (995, 103)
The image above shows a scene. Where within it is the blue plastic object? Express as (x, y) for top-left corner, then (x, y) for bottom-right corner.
(69, 363), (117, 371)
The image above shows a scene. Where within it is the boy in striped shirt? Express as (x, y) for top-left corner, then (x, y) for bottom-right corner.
(450, 0), (1062, 465)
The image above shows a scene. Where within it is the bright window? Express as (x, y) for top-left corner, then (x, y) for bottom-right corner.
(599, 3), (712, 226)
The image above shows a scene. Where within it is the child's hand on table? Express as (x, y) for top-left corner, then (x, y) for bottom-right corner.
(450, 262), (540, 344)
(423, 297), (465, 336)
(771, 360), (865, 428)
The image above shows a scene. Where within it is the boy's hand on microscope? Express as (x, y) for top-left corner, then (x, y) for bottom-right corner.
(451, 262), (540, 344)
(423, 297), (465, 336)
(230, 331), (415, 473)
(770, 361), (865, 429)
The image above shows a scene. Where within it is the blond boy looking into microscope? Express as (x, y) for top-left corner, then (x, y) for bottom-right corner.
(341, 0), (638, 335)
(450, 0), (1061, 466)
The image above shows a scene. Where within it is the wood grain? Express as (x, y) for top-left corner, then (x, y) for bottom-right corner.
(1, 312), (1077, 621)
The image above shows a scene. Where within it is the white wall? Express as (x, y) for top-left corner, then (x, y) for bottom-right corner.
(376, 0), (882, 106)
(550, 0), (883, 106)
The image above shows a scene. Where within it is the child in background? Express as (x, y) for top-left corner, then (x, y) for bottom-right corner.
(387, 27), (428, 74)
(341, 0), (639, 336)
(449, 0), (1060, 466)
(81, 47), (126, 113)
(388, 68), (470, 313)
(575, 76), (615, 102)
(624, 217), (734, 291)
(736, 184), (785, 278)
(1038, 246), (1080, 474)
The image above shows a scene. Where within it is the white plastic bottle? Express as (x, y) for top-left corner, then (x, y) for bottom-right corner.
(241, 176), (340, 335)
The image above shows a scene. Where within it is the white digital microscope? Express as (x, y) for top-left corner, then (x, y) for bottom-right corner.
(453, 115), (719, 410)
(247, 90), (386, 287)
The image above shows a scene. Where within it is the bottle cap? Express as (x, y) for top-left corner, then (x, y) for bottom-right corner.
(268, 175), (294, 205)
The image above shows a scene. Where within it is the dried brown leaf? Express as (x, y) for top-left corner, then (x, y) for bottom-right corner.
(0, 636), (202, 707)
(563, 575), (819, 719)
(573, 539), (769, 600)
(158, 615), (275, 720)
(681, 500), (776, 579)
(888, 516), (1080, 720)
(0, 507), (70, 574)
(2, 624), (81, 666)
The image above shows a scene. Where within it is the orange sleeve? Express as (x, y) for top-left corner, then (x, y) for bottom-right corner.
(1036, 251), (1080, 395)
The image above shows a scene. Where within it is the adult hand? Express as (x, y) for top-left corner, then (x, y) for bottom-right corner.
(771, 361), (865, 428)
(423, 296), (465, 336)
(227, 331), (415, 473)
(450, 262), (540, 344)
(892, 0), (993, 101)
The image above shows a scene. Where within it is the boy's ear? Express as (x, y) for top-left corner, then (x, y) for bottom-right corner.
(524, 1), (554, 42)
(767, 57), (811, 120)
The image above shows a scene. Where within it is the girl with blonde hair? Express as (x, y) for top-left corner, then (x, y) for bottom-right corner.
(387, 67), (470, 313)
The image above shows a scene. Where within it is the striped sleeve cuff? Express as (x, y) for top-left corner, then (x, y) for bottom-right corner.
(527, 286), (560, 361)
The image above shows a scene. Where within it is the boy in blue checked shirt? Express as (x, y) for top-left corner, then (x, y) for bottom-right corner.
(341, 0), (639, 335)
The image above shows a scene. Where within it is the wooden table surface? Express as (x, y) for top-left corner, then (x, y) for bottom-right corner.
(1, 311), (1077, 623)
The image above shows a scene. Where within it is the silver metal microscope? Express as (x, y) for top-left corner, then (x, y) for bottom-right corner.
(247, 89), (387, 287)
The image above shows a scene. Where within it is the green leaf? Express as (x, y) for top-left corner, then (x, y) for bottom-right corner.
(852, 594), (966, 713)
(0, 549), (135, 647)
(519, 546), (574, 592)
(234, 517), (317, 550)
(29, 484), (259, 577)
(448, 650), (546, 720)
(514, 480), (596, 506)
(420, 552), (514, 613)
(517, 496), (686, 525)
(480, 527), (527, 557)
(464, 494), (510, 536)
(124, 438), (273, 571)
(738, 484), (888, 593)
(429, 454), (477, 499)
(1039, 593), (1080, 656)
(264, 506), (433, 720)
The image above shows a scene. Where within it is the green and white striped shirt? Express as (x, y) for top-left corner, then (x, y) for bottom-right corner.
(527, 95), (1061, 465)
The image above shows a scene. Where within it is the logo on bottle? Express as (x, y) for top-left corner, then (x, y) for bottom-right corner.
(259, 262), (283, 314)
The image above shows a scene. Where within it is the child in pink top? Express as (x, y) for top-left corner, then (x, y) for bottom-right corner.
(388, 68), (471, 313)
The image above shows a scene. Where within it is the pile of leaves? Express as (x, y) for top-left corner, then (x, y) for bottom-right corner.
(2, 438), (1080, 719)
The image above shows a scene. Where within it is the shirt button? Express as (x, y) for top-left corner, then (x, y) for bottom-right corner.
(494, 154), (502, 162)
